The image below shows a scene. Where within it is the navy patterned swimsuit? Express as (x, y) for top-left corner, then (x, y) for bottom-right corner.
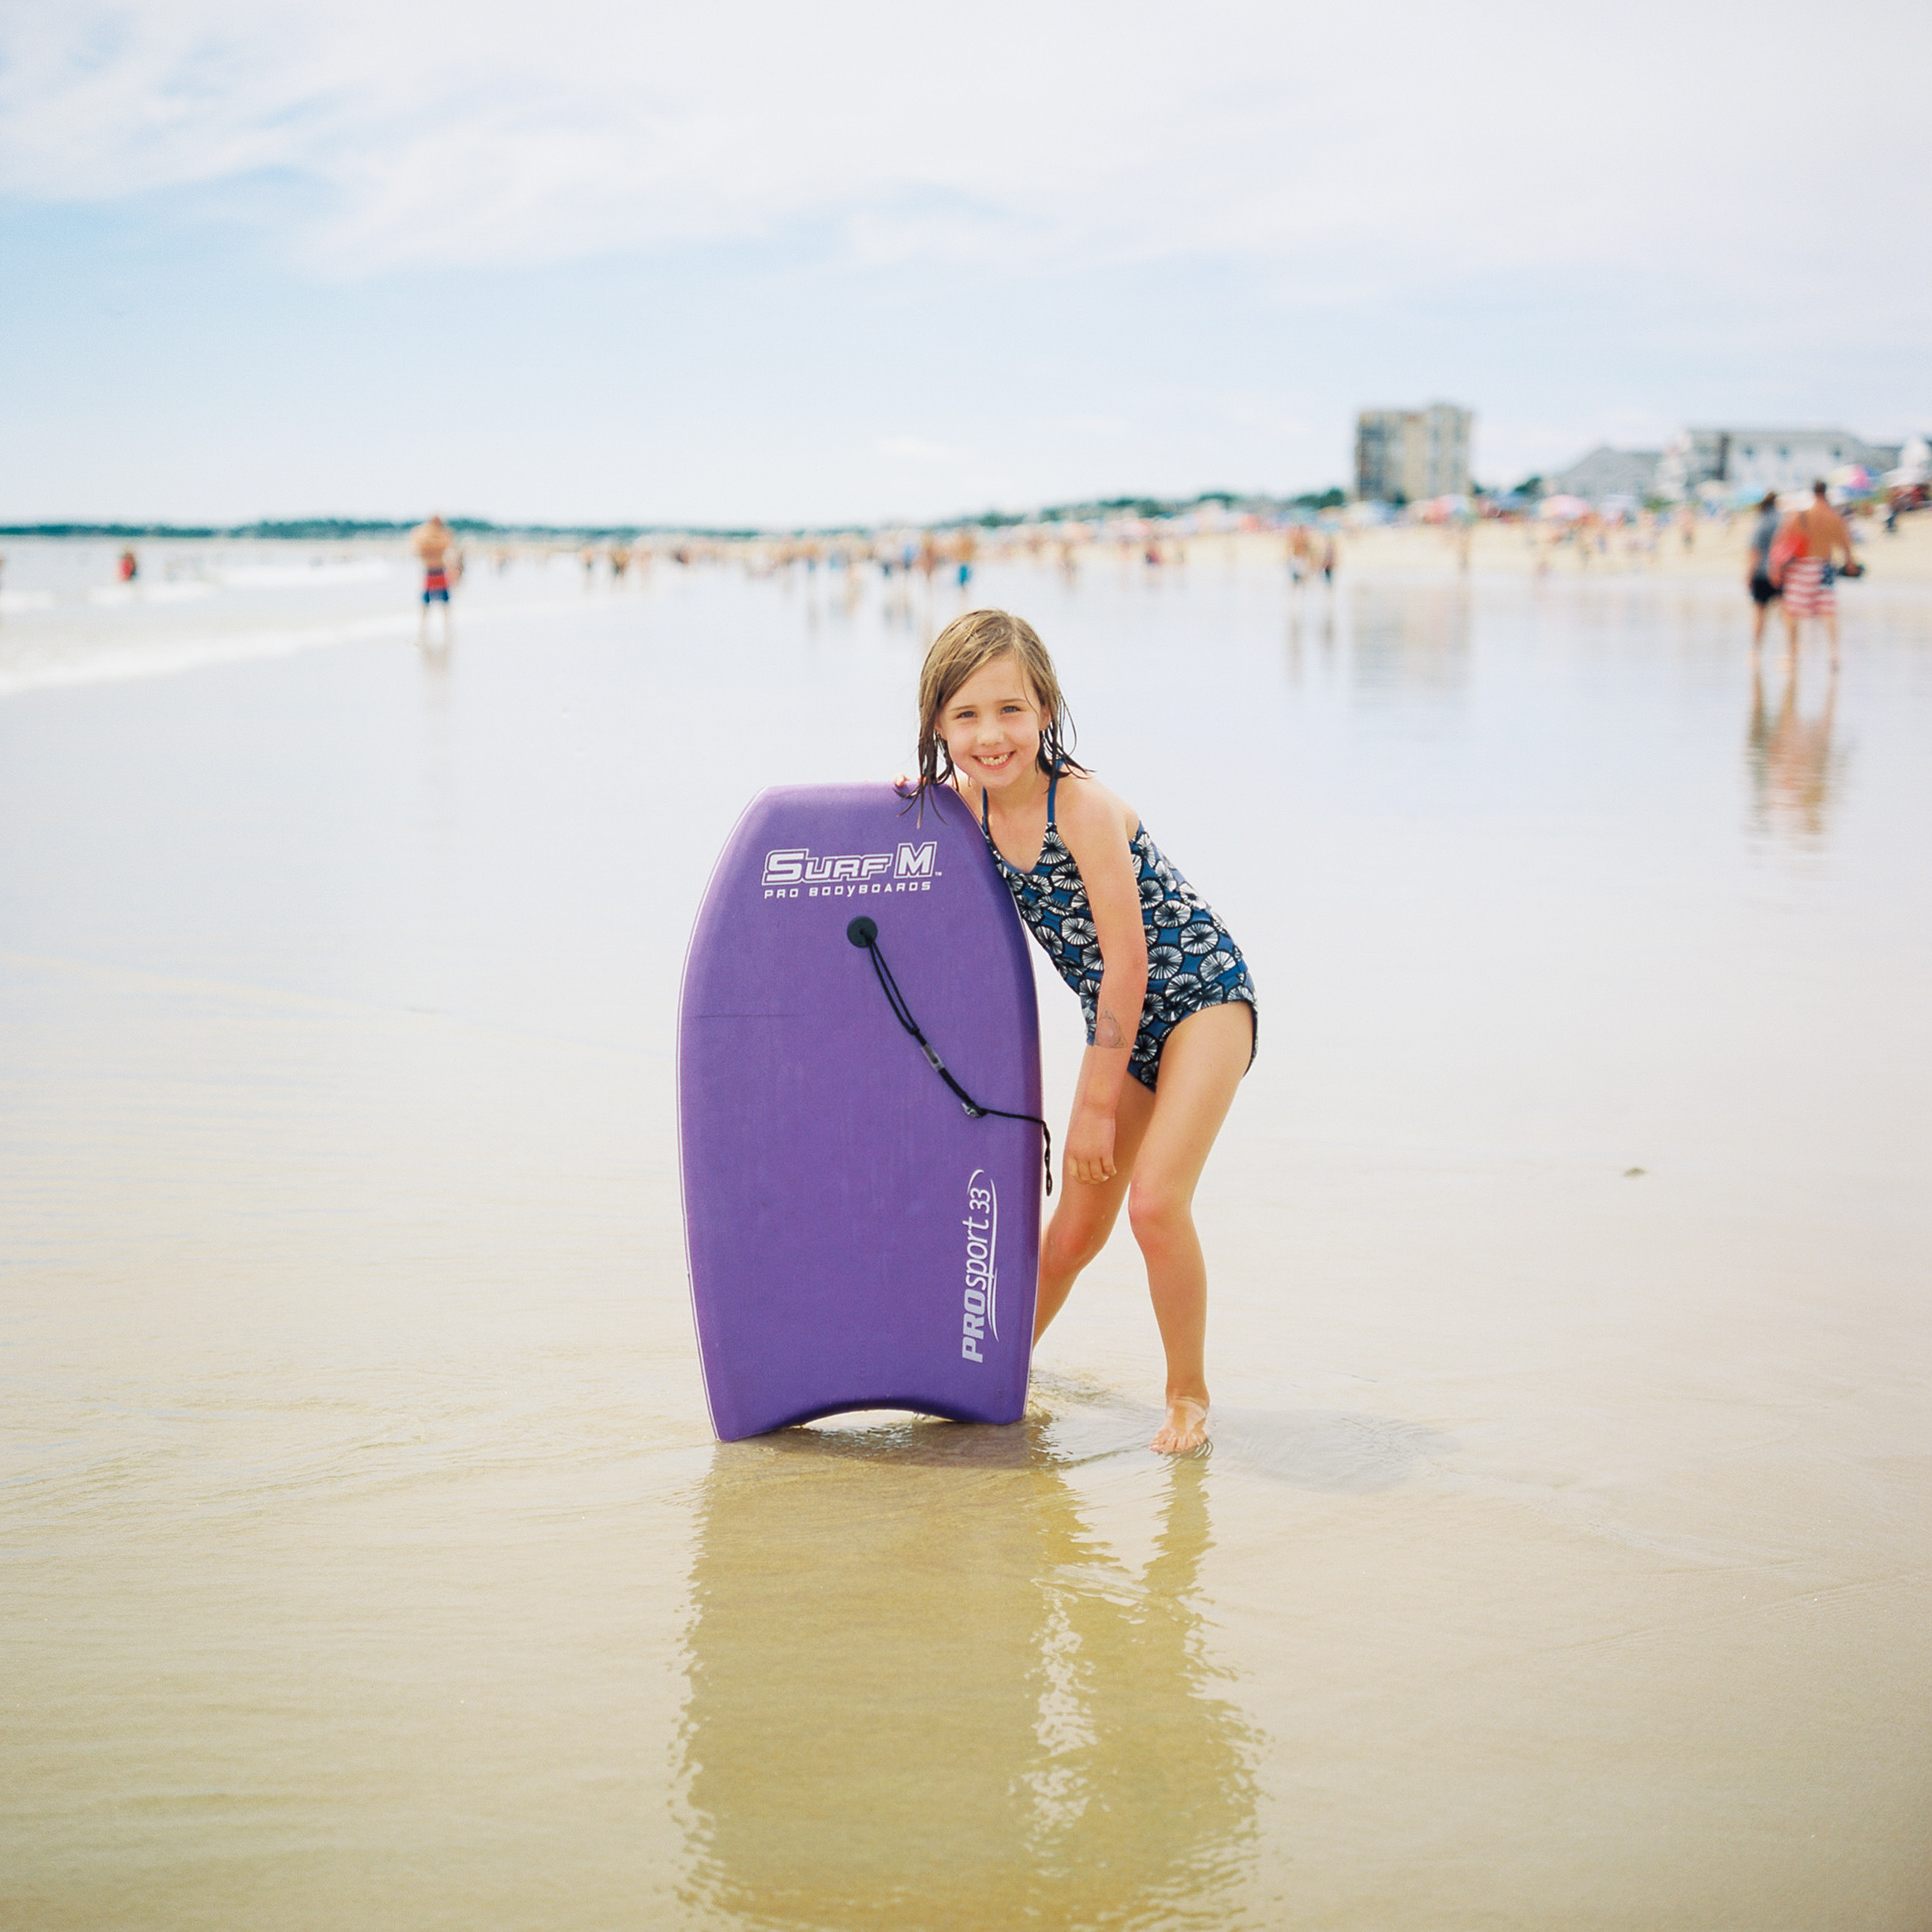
(980, 772), (1257, 1092)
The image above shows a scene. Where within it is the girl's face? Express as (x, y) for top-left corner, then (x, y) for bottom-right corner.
(938, 655), (1048, 795)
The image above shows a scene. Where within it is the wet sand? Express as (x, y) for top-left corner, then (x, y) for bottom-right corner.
(2, 556), (1928, 1928)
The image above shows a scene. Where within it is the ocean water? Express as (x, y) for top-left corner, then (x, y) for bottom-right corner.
(1, 547), (1928, 1928)
(0, 537), (596, 696)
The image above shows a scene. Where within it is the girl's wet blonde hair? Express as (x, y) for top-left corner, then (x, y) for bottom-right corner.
(914, 608), (1085, 798)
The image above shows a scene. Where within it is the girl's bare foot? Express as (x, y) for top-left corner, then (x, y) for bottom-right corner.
(1151, 1396), (1210, 1455)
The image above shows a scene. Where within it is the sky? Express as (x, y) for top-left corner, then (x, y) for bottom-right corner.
(2, 0), (1927, 527)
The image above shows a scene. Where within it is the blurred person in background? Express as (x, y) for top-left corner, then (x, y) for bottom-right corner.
(1779, 481), (1856, 668)
(117, 547), (138, 583)
(412, 513), (457, 648)
(1746, 491), (1782, 652)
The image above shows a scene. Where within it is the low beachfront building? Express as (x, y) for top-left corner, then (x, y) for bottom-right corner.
(1658, 427), (1903, 499)
(1546, 446), (1663, 503)
(1354, 402), (1472, 504)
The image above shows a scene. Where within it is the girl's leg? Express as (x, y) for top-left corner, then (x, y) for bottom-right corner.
(1034, 1074), (1156, 1340)
(1126, 1003), (1253, 1452)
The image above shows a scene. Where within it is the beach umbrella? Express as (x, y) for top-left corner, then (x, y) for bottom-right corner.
(1539, 495), (1589, 521)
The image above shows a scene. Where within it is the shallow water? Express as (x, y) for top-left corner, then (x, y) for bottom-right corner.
(2, 553), (1928, 1927)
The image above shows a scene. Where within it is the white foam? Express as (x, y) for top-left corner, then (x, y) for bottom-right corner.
(0, 590), (55, 614)
(0, 613), (417, 700)
(216, 560), (395, 589)
(86, 582), (217, 606)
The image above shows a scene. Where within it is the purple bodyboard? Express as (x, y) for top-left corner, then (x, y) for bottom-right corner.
(679, 783), (1043, 1441)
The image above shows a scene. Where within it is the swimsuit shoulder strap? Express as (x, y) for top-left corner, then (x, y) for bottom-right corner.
(980, 785), (990, 832)
(1046, 769), (1060, 825)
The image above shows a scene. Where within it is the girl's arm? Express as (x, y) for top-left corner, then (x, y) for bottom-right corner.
(1053, 780), (1150, 1185)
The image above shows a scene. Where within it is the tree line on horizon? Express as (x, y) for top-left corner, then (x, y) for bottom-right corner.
(0, 487), (1353, 545)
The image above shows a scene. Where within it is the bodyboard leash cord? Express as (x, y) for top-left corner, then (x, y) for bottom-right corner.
(846, 915), (1052, 1195)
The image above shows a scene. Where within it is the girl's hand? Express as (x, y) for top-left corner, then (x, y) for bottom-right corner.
(1067, 1105), (1117, 1185)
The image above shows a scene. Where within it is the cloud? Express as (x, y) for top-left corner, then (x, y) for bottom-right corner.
(3, 0), (1928, 522)
(875, 436), (959, 463)
(2, 0), (1926, 338)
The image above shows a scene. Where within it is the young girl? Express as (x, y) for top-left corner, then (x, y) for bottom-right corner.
(915, 609), (1257, 1454)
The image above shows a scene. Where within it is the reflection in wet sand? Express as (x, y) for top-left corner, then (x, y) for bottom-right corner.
(1747, 661), (1841, 842)
(1346, 580), (1471, 701)
(1283, 594), (1337, 688)
(679, 1418), (1257, 1930)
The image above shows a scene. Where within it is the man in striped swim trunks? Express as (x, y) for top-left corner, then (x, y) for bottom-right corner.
(412, 513), (459, 648)
(1780, 481), (1856, 666)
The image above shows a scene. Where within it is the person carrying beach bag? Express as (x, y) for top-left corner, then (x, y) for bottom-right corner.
(1777, 481), (1856, 666)
(1767, 513), (1806, 591)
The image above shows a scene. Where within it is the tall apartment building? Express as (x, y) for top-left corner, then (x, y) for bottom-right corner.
(1355, 402), (1473, 503)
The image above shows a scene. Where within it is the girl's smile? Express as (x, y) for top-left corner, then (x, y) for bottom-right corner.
(939, 659), (1048, 799)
